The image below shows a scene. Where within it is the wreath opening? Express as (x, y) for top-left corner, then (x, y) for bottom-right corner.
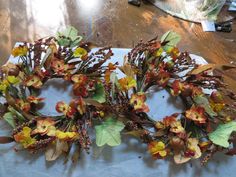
(0, 27), (236, 165)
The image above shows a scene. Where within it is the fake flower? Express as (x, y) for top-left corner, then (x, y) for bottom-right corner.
(56, 130), (79, 140)
(14, 127), (36, 148)
(167, 47), (180, 60)
(163, 115), (177, 127)
(73, 84), (88, 97)
(171, 80), (184, 96)
(0, 75), (20, 93)
(170, 121), (185, 134)
(24, 75), (43, 89)
(185, 106), (207, 124)
(16, 99), (31, 112)
(55, 101), (75, 118)
(73, 47), (88, 59)
(148, 141), (167, 158)
(71, 74), (88, 85)
(130, 92), (149, 113)
(76, 97), (86, 115)
(105, 63), (117, 83)
(156, 70), (170, 87)
(27, 96), (44, 104)
(51, 59), (70, 75)
(11, 46), (28, 57)
(118, 76), (136, 91)
(155, 47), (164, 57)
(174, 138), (201, 164)
(209, 91), (225, 112)
(32, 118), (56, 136)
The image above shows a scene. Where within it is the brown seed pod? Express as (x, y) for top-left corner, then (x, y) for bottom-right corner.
(8, 67), (20, 76)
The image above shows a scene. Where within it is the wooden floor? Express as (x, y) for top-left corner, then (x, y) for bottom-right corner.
(0, 0), (236, 90)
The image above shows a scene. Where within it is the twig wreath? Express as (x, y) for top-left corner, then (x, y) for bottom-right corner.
(0, 27), (236, 165)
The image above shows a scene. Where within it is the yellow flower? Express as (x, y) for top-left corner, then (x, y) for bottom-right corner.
(0, 80), (9, 92)
(11, 46), (28, 57)
(148, 141), (167, 158)
(0, 76), (20, 93)
(7, 76), (20, 84)
(24, 75), (43, 88)
(170, 121), (185, 134)
(130, 92), (149, 113)
(155, 47), (164, 57)
(14, 127), (36, 148)
(118, 76), (136, 91)
(73, 47), (88, 59)
(56, 130), (79, 140)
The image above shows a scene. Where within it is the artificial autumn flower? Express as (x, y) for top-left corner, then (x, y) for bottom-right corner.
(16, 99), (31, 112)
(55, 101), (75, 118)
(174, 138), (201, 164)
(71, 74), (88, 84)
(171, 80), (184, 96)
(14, 127), (36, 148)
(105, 63), (117, 83)
(55, 130), (79, 140)
(130, 92), (149, 113)
(24, 75), (43, 88)
(170, 121), (185, 134)
(73, 47), (88, 60)
(209, 91), (225, 112)
(155, 47), (164, 57)
(11, 46), (28, 57)
(27, 96), (44, 104)
(167, 47), (180, 60)
(163, 115), (177, 127)
(76, 97), (86, 115)
(32, 118), (56, 136)
(51, 59), (70, 75)
(73, 84), (88, 97)
(148, 141), (167, 158)
(156, 70), (170, 87)
(185, 106), (207, 124)
(118, 76), (136, 91)
(0, 76), (20, 93)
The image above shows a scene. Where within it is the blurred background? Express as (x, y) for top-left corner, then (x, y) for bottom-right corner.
(0, 0), (236, 88)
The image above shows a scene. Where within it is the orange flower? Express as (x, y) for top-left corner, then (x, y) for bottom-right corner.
(157, 70), (170, 87)
(11, 46), (28, 57)
(24, 75), (43, 88)
(76, 97), (86, 115)
(167, 47), (180, 60)
(16, 99), (31, 112)
(130, 92), (149, 113)
(55, 101), (75, 118)
(185, 106), (207, 124)
(105, 63), (117, 83)
(32, 118), (56, 136)
(118, 76), (136, 91)
(14, 127), (36, 148)
(171, 80), (184, 96)
(27, 96), (44, 104)
(51, 59), (70, 75)
(163, 115), (177, 127)
(148, 141), (167, 158)
(71, 74), (88, 85)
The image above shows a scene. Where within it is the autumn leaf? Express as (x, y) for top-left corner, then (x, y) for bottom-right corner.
(91, 83), (106, 103)
(45, 140), (69, 161)
(3, 112), (15, 128)
(189, 64), (236, 75)
(95, 117), (125, 147)
(0, 136), (14, 144)
(161, 31), (181, 51)
(209, 121), (236, 148)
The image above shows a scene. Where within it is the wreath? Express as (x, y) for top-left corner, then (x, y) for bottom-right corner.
(0, 27), (236, 165)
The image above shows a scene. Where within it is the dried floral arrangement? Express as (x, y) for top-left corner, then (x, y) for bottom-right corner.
(0, 27), (236, 165)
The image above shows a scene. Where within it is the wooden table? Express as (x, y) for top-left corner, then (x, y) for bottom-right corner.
(0, 0), (235, 90)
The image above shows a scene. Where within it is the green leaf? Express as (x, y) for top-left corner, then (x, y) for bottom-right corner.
(92, 83), (106, 103)
(161, 31), (181, 51)
(3, 112), (15, 128)
(8, 106), (25, 122)
(209, 121), (236, 148)
(95, 117), (125, 147)
(193, 95), (217, 117)
(56, 26), (82, 47)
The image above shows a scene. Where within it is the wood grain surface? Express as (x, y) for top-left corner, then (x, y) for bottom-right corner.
(0, 0), (235, 90)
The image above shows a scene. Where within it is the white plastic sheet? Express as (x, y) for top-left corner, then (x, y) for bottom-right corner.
(1, 48), (236, 177)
